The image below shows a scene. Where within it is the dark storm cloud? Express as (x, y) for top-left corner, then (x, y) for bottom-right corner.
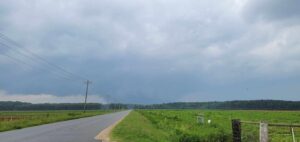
(0, 0), (300, 103)
(243, 0), (300, 22)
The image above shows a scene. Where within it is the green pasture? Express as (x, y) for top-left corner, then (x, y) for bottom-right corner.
(0, 110), (112, 132)
(112, 110), (300, 142)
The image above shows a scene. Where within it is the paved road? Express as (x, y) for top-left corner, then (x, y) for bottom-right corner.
(0, 110), (130, 142)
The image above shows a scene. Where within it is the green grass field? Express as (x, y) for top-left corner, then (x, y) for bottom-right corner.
(112, 110), (300, 142)
(0, 110), (113, 132)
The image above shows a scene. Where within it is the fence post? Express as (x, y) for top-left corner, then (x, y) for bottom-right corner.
(197, 113), (204, 124)
(232, 119), (242, 142)
(291, 127), (296, 142)
(260, 122), (268, 142)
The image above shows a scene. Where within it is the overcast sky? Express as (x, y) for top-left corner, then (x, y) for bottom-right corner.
(0, 0), (300, 104)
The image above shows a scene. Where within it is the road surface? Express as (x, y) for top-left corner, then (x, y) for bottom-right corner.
(0, 110), (130, 142)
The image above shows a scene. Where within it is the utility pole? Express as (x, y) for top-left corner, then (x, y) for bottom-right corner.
(83, 80), (92, 113)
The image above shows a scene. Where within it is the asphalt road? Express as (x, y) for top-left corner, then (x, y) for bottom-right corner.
(0, 110), (130, 142)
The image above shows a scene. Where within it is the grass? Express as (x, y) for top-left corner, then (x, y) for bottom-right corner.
(111, 111), (169, 142)
(112, 110), (300, 142)
(0, 110), (113, 132)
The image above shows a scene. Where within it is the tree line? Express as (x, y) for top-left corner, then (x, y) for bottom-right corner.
(133, 100), (300, 110)
(0, 100), (300, 110)
(0, 101), (127, 110)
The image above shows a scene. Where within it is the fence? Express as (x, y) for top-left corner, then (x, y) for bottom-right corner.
(232, 119), (300, 142)
(0, 114), (52, 121)
(0, 115), (33, 121)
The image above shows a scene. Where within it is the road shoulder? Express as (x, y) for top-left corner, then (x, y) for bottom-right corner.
(94, 111), (130, 142)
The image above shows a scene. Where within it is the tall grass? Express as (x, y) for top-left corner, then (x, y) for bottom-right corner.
(0, 110), (113, 132)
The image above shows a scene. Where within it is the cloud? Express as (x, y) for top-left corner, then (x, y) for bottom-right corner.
(0, 0), (300, 103)
(243, 0), (300, 22)
(0, 90), (107, 104)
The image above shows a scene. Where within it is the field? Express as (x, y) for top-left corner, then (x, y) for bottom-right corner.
(112, 110), (300, 142)
(0, 110), (113, 132)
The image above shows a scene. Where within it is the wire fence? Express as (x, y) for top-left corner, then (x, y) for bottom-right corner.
(232, 119), (300, 142)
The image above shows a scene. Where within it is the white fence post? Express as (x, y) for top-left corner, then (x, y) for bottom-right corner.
(260, 122), (268, 142)
(292, 127), (296, 142)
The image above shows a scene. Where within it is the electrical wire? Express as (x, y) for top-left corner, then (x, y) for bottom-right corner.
(0, 32), (87, 82)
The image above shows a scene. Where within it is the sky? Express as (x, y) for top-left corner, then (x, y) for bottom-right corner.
(0, 0), (300, 104)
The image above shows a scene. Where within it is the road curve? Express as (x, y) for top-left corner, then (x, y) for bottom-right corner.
(0, 110), (130, 142)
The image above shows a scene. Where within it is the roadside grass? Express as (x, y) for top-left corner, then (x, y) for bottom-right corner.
(0, 110), (113, 132)
(111, 110), (300, 142)
(111, 111), (169, 142)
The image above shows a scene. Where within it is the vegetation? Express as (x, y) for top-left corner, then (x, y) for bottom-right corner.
(0, 101), (128, 110)
(0, 110), (113, 132)
(133, 100), (300, 110)
(2, 100), (300, 111)
(112, 110), (300, 142)
(111, 111), (169, 142)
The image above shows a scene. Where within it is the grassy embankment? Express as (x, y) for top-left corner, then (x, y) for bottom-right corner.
(111, 110), (300, 142)
(0, 110), (113, 132)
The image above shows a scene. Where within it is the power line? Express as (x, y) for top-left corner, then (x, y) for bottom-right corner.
(0, 52), (75, 81)
(0, 32), (93, 107)
(0, 41), (76, 81)
(0, 34), (85, 81)
(0, 33), (87, 81)
(0, 52), (35, 70)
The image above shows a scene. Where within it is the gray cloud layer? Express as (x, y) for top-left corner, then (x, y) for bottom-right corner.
(0, 0), (300, 103)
